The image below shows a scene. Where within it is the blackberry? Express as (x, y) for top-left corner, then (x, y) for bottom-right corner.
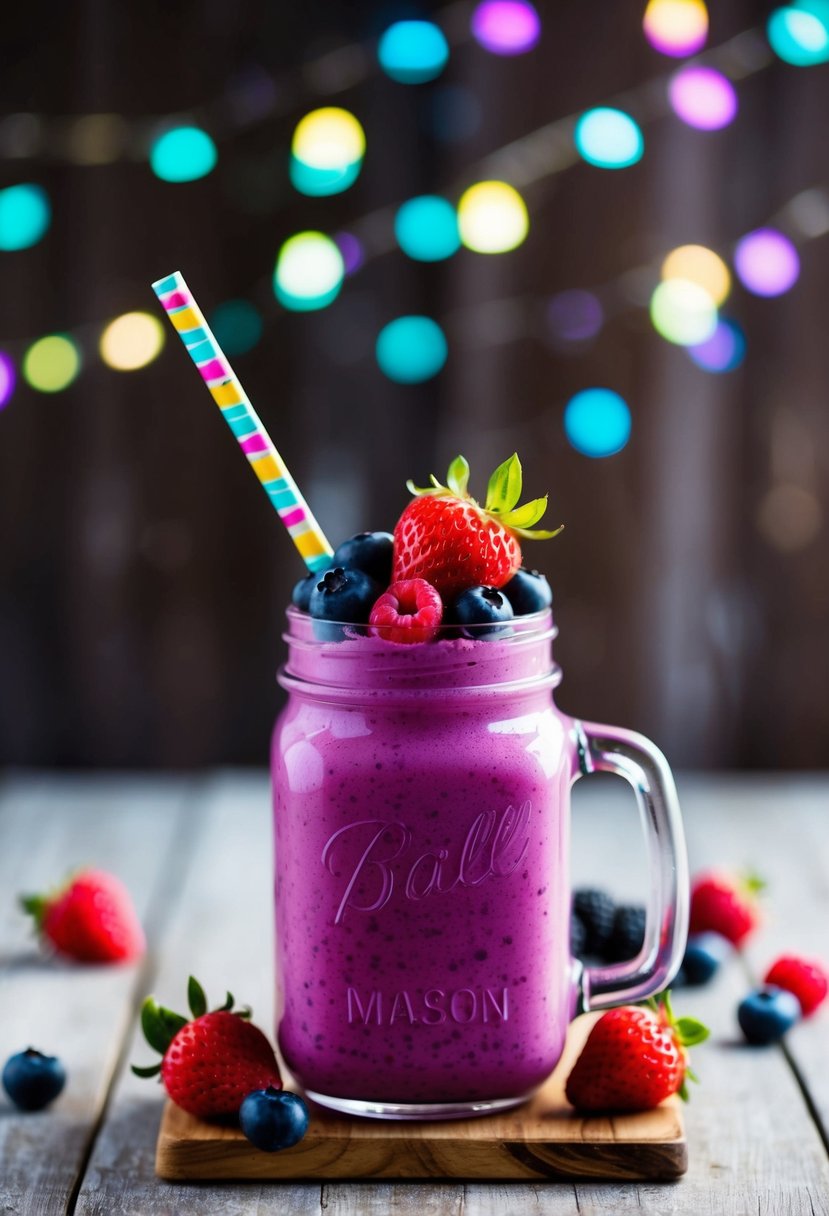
(573, 888), (616, 956)
(570, 909), (588, 958)
(606, 904), (646, 962)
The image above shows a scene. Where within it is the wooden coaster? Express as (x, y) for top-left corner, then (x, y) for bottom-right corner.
(155, 1014), (687, 1182)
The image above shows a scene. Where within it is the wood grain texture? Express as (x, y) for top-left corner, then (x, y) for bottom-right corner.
(154, 1013), (685, 1182)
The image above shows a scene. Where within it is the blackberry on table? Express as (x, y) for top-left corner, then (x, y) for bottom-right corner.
(606, 904), (646, 962)
(570, 909), (588, 958)
(573, 888), (616, 956)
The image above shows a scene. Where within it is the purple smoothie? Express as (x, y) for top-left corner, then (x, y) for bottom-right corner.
(272, 608), (581, 1111)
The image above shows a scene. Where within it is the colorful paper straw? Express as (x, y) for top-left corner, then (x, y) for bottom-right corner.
(152, 271), (333, 574)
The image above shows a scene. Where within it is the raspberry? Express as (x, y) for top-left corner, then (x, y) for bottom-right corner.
(369, 579), (443, 644)
(764, 956), (828, 1017)
(689, 871), (761, 947)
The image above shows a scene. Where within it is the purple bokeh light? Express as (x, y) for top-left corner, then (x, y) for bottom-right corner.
(546, 290), (604, 343)
(688, 318), (746, 372)
(334, 231), (364, 276)
(0, 352), (15, 409)
(668, 65), (738, 130)
(734, 228), (800, 297)
(471, 1), (541, 55)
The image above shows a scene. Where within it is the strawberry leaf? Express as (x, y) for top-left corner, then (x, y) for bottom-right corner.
(405, 478), (446, 498)
(511, 524), (564, 541)
(500, 495), (549, 529)
(674, 1017), (710, 1047)
(743, 871), (767, 895)
(446, 455), (470, 498)
(187, 976), (207, 1019)
(140, 997), (186, 1055)
(131, 1062), (162, 1078)
(19, 894), (49, 929)
(213, 991), (235, 1013)
(485, 453), (523, 514)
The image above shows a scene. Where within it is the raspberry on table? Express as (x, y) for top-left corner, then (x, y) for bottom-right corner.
(764, 956), (828, 1017)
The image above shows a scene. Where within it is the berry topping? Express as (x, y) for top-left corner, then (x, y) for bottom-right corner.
(502, 567), (553, 615)
(20, 869), (145, 964)
(573, 888), (616, 957)
(737, 985), (801, 1045)
(291, 574), (316, 612)
(606, 904), (647, 962)
(690, 870), (763, 947)
(308, 567), (380, 627)
(392, 454), (562, 599)
(764, 955), (828, 1017)
(332, 531), (394, 586)
(239, 1087), (310, 1152)
(450, 585), (514, 636)
(369, 579), (443, 644)
(2, 1049), (66, 1111)
(682, 932), (731, 986)
(565, 992), (709, 1113)
(132, 977), (282, 1120)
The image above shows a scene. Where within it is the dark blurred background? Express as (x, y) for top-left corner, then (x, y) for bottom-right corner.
(1, 0), (827, 770)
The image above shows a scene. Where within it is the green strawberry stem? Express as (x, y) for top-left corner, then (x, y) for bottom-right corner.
(646, 990), (710, 1102)
(131, 977), (252, 1079)
(20, 894), (49, 929)
(406, 453), (563, 542)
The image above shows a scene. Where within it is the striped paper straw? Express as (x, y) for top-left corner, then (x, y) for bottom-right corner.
(152, 271), (333, 574)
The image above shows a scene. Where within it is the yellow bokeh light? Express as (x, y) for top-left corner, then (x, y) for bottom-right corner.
(650, 278), (717, 346)
(99, 312), (165, 370)
(643, 0), (708, 54)
(292, 108), (366, 170)
(661, 244), (731, 306)
(457, 181), (529, 254)
(23, 334), (81, 392)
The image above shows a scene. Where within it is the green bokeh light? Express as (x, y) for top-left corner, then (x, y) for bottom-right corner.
(23, 334), (82, 392)
(274, 232), (345, 311)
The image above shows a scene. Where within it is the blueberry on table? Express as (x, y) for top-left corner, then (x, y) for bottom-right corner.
(332, 532), (394, 586)
(738, 985), (801, 1045)
(308, 568), (380, 634)
(683, 932), (731, 986)
(2, 1048), (66, 1111)
(450, 586), (514, 636)
(291, 574), (317, 612)
(502, 568), (553, 615)
(606, 904), (646, 962)
(240, 1087), (310, 1152)
(573, 888), (616, 957)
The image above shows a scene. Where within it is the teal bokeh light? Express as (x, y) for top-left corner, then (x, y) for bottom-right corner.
(209, 300), (264, 356)
(378, 21), (449, 83)
(150, 126), (218, 182)
(564, 388), (631, 457)
(767, 2), (829, 64)
(574, 108), (644, 169)
(289, 155), (362, 197)
(376, 316), (448, 383)
(0, 184), (51, 251)
(394, 196), (460, 261)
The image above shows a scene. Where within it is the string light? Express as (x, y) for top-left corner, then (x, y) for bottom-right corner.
(209, 300), (264, 355)
(274, 232), (345, 311)
(757, 483), (822, 551)
(471, 2), (541, 56)
(394, 196), (460, 262)
(334, 232), (365, 275)
(564, 388), (631, 458)
(376, 316), (448, 383)
(643, 0), (709, 57)
(574, 108), (644, 169)
(377, 21), (449, 84)
(457, 181), (528, 253)
(0, 353), (15, 408)
(668, 65), (738, 130)
(767, 2), (829, 65)
(0, 184), (51, 251)
(149, 126), (217, 182)
(650, 279), (718, 345)
(733, 228), (800, 296)
(99, 312), (165, 370)
(662, 244), (731, 305)
(687, 317), (746, 372)
(290, 108), (365, 197)
(22, 335), (81, 392)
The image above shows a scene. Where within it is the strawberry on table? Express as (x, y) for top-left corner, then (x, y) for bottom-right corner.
(392, 453), (562, 600)
(132, 977), (282, 1120)
(689, 870), (764, 947)
(565, 993), (709, 1114)
(21, 868), (145, 964)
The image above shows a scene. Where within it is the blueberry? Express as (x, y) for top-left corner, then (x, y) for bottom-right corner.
(738, 985), (801, 1045)
(450, 586), (514, 637)
(2, 1048), (66, 1111)
(291, 574), (317, 612)
(606, 904), (646, 962)
(573, 888), (616, 957)
(239, 1087), (309, 1152)
(309, 567), (380, 637)
(683, 931), (731, 986)
(502, 568), (553, 616)
(332, 532), (394, 586)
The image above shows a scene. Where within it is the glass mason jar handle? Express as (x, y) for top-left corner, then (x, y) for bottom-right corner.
(573, 719), (689, 1011)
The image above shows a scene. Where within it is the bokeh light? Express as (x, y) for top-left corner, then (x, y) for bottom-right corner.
(457, 181), (528, 253)
(546, 290), (604, 343)
(149, 126), (217, 182)
(0, 353), (15, 409)
(471, 2), (541, 55)
(643, 0), (709, 57)
(668, 65), (738, 130)
(378, 21), (449, 83)
(661, 244), (731, 306)
(23, 335), (81, 392)
(395, 195), (460, 261)
(757, 483), (823, 551)
(733, 228), (800, 296)
(334, 232), (365, 276)
(376, 316), (448, 383)
(99, 312), (165, 370)
(274, 232), (345, 311)
(290, 108), (365, 197)
(767, 2), (829, 66)
(209, 299), (264, 356)
(0, 184), (51, 251)
(574, 108), (644, 169)
(564, 388), (631, 458)
(650, 279), (718, 345)
(687, 318), (746, 372)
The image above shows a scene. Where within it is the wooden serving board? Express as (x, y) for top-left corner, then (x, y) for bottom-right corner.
(155, 1014), (686, 1183)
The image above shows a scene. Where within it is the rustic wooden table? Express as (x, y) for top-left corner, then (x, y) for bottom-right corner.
(1, 772), (828, 1215)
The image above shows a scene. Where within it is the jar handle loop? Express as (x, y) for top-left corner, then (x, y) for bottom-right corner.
(572, 720), (689, 1011)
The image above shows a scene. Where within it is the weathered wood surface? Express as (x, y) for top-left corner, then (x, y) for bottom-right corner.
(0, 772), (827, 1214)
